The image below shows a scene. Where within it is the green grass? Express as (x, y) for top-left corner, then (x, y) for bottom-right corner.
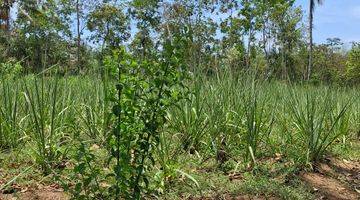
(159, 154), (314, 200)
(0, 72), (359, 199)
(287, 87), (350, 163)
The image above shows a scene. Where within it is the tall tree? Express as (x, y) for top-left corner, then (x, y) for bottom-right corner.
(345, 42), (360, 84)
(76, 0), (81, 70)
(270, 1), (303, 80)
(15, 0), (72, 70)
(87, 2), (130, 51)
(161, 0), (217, 71)
(73, 0), (92, 72)
(0, 0), (14, 63)
(307, 0), (323, 80)
(0, 0), (14, 32)
(129, 0), (161, 60)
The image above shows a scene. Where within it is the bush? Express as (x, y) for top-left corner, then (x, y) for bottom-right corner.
(0, 60), (23, 79)
(346, 43), (360, 84)
(288, 88), (350, 163)
(64, 43), (189, 199)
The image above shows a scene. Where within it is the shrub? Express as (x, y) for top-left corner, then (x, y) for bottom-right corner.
(65, 42), (188, 199)
(0, 60), (23, 79)
(346, 43), (360, 84)
(288, 88), (350, 163)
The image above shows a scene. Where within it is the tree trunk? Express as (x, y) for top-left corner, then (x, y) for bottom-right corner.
(262, 19), (271, 79)
(282, 46), (287, 80)
(0, 0), (11, 33)
(307, 0), (314, 80)
(5, 2), (10, 33)
(76, 0), (81, 73)
(247, 27), (252, 69)
(35, 35), (42, 72)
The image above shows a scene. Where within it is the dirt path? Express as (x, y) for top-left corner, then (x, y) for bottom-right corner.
(0, 183), (68, 200)
(300, 157), (360, 200)
(0, 191), (67, 200)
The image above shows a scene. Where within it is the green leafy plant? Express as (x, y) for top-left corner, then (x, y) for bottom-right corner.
(61, 141), (106, 200)
(0, 60), (23, 79)
(0, 81), (23, 149)
(167, 82), (208, 153)
(288, 89), (350, 163)
(241, 81), (274, 163)
(65, 38), (188, 198)
(24, 76), (69, 174)
(112, 41), (188, 198)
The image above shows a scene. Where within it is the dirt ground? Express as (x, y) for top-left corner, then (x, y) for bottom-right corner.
(300, 157), (360, 200)
(0, 191), (67, 200)
(1, 157), (359, 200)
(0, 183), (68, 200)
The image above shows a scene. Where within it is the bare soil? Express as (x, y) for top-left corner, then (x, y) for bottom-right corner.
(0, 191), (67, 200)
(189, 194), (276, 200)
(0, 184), (68, 200)
(300, 157), (360, 200)
(1, 157), (359, 199)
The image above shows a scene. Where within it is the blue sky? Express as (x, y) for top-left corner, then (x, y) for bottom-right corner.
(295, 0), (360, 44)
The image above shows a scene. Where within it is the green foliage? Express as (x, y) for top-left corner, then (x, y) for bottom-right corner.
(346, 43), (360, 84)
(87, 3), (130, 49)
(0, 0), (357, 84)
(112, 43), (187, 198)
(2, 0), (360, 199)
(0, 81), (22, 149)
(14, 0), (73, 70)
(166, 71), (276, 167)
(310, 38), (347, 83)
(241, 81), (274, 163)
(167, 88), (209, 153)
(23, 76), (72, 174)
(288, 88), (350, 163)
(239, 173), (314, 200)
(0, 60), (23, 79)
(60, 142), (106, 200)
(64, 42), (188, 198)
(1, 69), (359, 199)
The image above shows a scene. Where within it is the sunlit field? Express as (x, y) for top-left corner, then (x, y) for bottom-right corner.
(1, 0), (360, 199)
(1, 70), (359, 199)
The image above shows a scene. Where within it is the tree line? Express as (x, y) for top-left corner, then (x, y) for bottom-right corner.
(0, 0), (359, 84)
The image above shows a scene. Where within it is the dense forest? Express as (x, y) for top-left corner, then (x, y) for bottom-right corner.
(0, 0), (360, 200)
(0, 0), (359, 84)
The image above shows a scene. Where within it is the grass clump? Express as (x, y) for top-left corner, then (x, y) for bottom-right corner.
(288, 88), (350, 163)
